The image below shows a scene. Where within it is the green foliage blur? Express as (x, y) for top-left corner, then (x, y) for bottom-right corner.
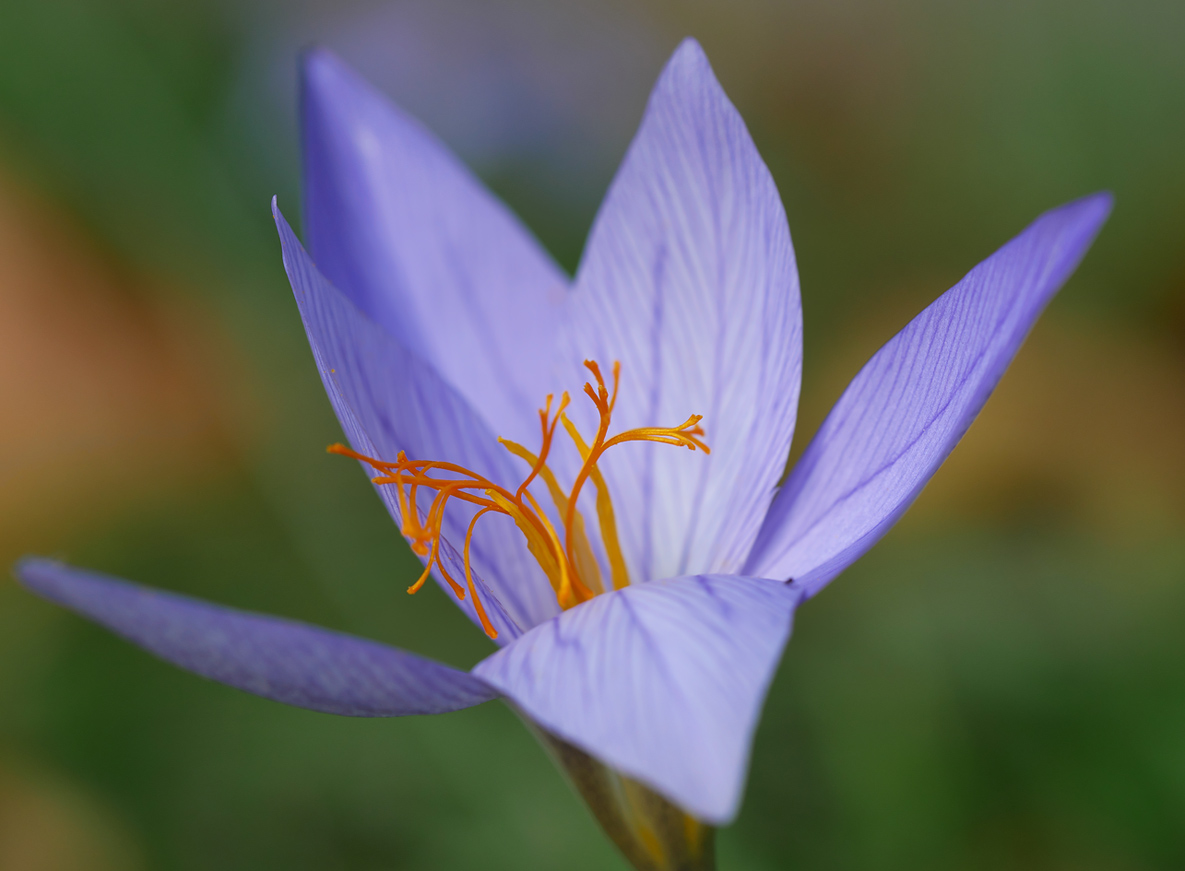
(0, 0), (1182, 868)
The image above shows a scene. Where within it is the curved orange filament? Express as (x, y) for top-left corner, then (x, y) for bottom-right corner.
(328, 360), (709, 640)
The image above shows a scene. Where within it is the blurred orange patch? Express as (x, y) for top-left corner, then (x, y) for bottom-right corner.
(921, 311), (1185, 541)
(0, 171), (249, 563)
(0, 764), (142, 871)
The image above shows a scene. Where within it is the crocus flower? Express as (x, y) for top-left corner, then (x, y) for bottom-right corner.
(16, 38), (1110, 871)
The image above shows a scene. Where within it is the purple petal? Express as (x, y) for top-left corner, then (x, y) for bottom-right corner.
(745, 194), (1113, 594)
(301, 48), (568, 446)
(557, 39), (802, 584)
(473, 574), (802, 823)
(275, 202), (560, 639)
(16, 558), (496, 716)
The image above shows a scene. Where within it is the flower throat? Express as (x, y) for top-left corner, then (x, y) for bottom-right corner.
(329, 361), (709, 639)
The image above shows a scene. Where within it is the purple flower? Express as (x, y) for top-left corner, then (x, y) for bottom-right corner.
(16, 38), (1109, 870)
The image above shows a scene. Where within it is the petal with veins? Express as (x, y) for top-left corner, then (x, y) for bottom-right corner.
(474, 574), (802, 823)
(745, 193), (1112, 594)
(302, 48), (567, 446)
(17, 559), (496, 716)
(560, 39), (802, 584)
(276, 202), (558, 638)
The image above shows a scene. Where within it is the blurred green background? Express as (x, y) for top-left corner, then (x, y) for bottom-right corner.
(1, 0), (1182, 868)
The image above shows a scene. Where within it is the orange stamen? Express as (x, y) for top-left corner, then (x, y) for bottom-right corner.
(463, 507), (498, 637)
(327, 360), (709, 640)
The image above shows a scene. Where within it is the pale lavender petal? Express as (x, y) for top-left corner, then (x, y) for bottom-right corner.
(557, 39), (802, 584)
(473, 574), (802, 823)
(16, 558), (496, 716)
(275, 202), (560, 638)
(745, 194), (1113, 594)
(302, 48), (568, 446)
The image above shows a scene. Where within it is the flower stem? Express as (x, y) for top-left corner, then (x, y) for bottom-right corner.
(535, 729), (717, 871)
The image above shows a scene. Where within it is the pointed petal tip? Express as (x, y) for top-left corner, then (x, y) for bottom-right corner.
(1052, 190), (1114, 232)
(299, 47), (380, 142)
(1084, 190), (1115, 232)
(662, 36), (716, 89)
(672, 36), (707, 63)
(14, 555), (45, 586)
(1086, 189), (1115, 213)
(14, 554), (40, 573)
(271, 202), (304, 287)
(272, 202), (307, 274)
(300, 44), (348, 90)
(299, 46), (393, 130)
(300, 43), (333, 67)
(272, 197), (289, 231)
(15, 556), (72, 598)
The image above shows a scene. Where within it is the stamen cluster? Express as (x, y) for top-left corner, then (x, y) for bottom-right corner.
(330, 360), (709, 639)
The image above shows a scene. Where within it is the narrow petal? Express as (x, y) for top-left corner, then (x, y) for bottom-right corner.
(473, 574), (802, 823)
(558, 38), (802, 583)
(275, 202), (560, 638)
(16, 559), (496, 716)
(302, 48), (568, 446)
(745, 194), (1113, 594)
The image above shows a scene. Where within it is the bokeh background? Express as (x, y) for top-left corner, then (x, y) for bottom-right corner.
(1, 0), (1182, 868)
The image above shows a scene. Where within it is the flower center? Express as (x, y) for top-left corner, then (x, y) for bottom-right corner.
(328, 360), (709, 639)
